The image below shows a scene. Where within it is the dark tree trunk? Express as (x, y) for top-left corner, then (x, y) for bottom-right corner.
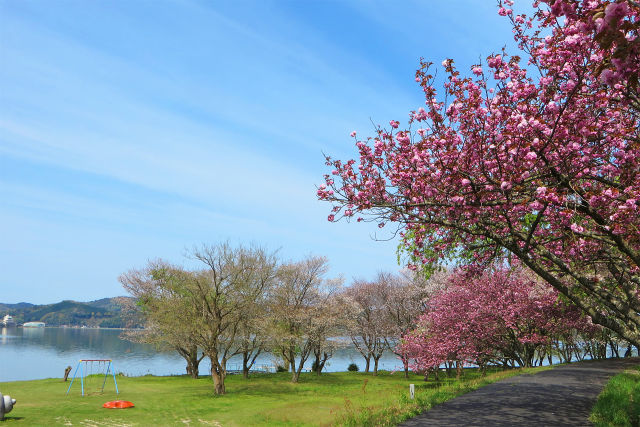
(186, 362), (198, 378)
(209, 356), (226, 395)
(178, 345), (204, 379)
(241, 348), (262, 379)
(446, 361), (453, 377)
(289, 348), (300, 382)
(242, 351), (250, 379)
(372, 356), (381, 376)
(312, 349), (330, 376)
(424, 368), (435, 381)
(292, 355), (307, 383)
(609, 340), (620, 358)
(280, 346), (292, 372)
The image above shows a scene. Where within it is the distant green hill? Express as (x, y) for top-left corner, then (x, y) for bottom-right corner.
(86, 297), (126, 312)
(0, 302), (35, 310)
(0, 297), (138, 328)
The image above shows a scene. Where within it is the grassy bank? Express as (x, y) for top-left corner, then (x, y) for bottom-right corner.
(1, 367), (549, 426)
(337, 366), (550, 426)
(590, 365), (640, 427)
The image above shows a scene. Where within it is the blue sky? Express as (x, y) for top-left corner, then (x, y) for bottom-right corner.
(0, 0), (516, 304)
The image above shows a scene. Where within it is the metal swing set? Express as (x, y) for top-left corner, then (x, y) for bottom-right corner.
(66, 359), (119, 396)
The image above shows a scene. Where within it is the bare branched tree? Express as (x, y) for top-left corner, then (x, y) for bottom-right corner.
(267, 256), (341, 383)
(187, 243), (278, 394)
(119, 260), (205, 378)
(344, 273), (393, 375)
(384, 269), (451, 377)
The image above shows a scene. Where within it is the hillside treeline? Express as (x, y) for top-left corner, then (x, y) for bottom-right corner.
(0, 298), (138, 328)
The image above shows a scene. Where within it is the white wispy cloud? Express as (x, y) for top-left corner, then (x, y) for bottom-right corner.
(0, 0), (512, 302)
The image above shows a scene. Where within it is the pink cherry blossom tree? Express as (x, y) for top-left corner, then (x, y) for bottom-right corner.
(318, 1), (640, 344)
(402, 266), (591, 374)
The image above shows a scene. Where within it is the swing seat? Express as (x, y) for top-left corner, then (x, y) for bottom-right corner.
(103, 400), (134, 409)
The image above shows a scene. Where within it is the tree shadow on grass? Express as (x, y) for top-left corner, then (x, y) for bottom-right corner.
(1, 416), (26, 422)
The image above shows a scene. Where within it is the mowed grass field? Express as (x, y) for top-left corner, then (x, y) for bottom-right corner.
(1, 368), (549, 426)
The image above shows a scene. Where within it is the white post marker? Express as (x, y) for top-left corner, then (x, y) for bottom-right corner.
(409, 384), (415, 400)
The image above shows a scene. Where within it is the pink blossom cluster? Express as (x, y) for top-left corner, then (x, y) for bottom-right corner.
(400, 267), (589, 371)
(542, 0), (639, 86)
(318, 0), (640, 344)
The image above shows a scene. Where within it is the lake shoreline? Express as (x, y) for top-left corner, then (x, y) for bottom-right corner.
(1, 326), (402, 382)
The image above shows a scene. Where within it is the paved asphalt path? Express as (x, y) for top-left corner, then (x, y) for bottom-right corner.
(400, 357), (640, 427)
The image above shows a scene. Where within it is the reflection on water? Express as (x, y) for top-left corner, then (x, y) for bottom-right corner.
(0, 327), (401, 382)
(1, 327), (17, 344)
(21, 327), (45, 339)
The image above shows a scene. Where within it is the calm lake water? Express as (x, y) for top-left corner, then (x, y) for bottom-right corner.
(0, 327), (402, 382)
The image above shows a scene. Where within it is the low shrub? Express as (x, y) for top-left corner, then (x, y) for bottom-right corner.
(348, 363), (359, 372)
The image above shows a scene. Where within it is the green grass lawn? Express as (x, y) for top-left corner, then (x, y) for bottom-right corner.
(1, 367), (549, 426)
(590, 365), (640, 427)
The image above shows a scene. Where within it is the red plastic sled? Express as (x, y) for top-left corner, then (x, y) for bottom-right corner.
(103, 400), (134, 409)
